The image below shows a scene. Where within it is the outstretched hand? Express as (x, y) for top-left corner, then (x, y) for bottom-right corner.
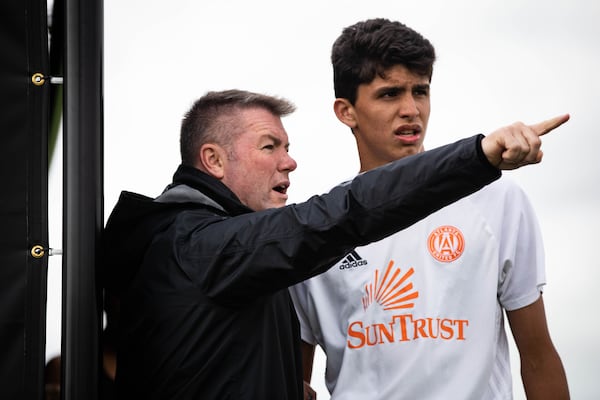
(481, 114), (570, 170)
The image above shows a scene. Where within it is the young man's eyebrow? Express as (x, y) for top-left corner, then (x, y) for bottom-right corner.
(373, 85), (405, 96)
(373, 82), (429, 96)
(414, 83), (430, 90)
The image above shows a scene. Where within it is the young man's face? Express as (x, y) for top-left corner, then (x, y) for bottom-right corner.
(349, 64), (431, 171)
(221, 108), (297, 211)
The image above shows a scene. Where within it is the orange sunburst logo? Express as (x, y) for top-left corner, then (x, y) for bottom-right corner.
(362, 261), (419, 311)
(427, 225), (465, 263)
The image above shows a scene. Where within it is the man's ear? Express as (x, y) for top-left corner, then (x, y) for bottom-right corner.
(333, 98), (358, 129)
(197, 143), (226, 179)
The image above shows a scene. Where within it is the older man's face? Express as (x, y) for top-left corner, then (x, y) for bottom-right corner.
(221, 107), (297, 211)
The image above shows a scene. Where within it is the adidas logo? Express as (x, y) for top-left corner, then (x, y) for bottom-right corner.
(339, 250), (368, 270)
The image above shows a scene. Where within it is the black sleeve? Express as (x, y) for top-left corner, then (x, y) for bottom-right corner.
(179, 134), (500, 304)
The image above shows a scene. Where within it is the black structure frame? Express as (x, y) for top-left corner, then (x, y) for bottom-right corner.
(0, 0), (104, 397)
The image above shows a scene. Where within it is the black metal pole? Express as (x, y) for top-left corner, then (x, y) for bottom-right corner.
(62, 0), (103, 398)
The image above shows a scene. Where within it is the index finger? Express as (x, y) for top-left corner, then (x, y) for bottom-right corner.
(529, 113), (570, 136)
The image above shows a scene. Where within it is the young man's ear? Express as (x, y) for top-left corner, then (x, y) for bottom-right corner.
(333, 98), (358, 129)
(197, 143), (226, 179)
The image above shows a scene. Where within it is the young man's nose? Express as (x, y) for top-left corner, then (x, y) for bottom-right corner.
(398, 95), (420, 118)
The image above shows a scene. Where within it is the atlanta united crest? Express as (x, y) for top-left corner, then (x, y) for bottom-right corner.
(427, 225), (465, 262)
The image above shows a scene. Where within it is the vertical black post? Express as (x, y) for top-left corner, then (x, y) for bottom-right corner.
(62, 0), (103, 398)
(0, 0), (49, 397)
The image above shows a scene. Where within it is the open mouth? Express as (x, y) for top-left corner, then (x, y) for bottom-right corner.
(396, 130), (417, 136)
(394, 125), (421, 137)
(273, 184), (288, 194)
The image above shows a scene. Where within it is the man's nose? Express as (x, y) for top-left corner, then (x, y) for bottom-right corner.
(399, 95), (419, 119)
(280, 152), (297, 172)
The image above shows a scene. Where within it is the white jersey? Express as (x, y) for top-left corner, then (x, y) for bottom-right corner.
(290, 178), (545, 400)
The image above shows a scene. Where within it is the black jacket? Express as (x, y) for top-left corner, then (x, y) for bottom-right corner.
(102, 135), (500, 399)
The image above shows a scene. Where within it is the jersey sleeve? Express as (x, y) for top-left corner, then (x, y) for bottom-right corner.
(496, 180), (546, 311)
(288, 282), (318, 345)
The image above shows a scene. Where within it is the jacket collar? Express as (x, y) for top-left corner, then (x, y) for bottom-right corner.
(167, 164), (253, 216)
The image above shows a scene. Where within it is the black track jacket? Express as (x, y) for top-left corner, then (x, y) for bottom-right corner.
(102, 134), (500, 399)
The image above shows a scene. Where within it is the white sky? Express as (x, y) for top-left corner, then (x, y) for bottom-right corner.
(46, 1), (600, 399)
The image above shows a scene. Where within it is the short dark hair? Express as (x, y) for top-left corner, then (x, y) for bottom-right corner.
(331, 18), (436, 104)
(180, 89), (296, 166)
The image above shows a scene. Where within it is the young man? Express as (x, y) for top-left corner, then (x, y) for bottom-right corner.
(103, 89), (566, 399)
(290, 19), (570, 399)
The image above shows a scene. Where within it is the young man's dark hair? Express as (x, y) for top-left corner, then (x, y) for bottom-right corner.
(331, 18), (436, 104)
